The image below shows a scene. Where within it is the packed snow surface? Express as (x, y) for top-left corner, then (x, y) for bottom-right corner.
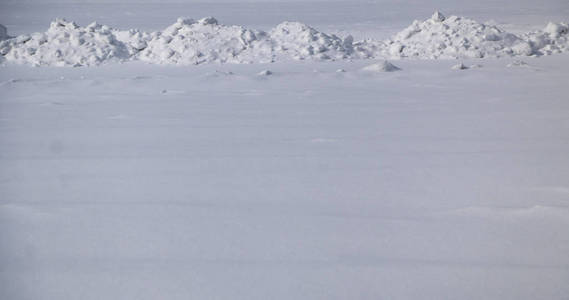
(0, 12), (568, 66)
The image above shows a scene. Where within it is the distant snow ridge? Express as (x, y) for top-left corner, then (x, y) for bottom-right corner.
(0, 12), (568, 66)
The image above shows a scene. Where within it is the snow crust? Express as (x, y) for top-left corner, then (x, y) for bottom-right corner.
(0, 13), (567, 66)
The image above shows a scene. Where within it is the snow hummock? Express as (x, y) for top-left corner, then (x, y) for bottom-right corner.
(257, 69), (273, 76)
(269, 22), (351, 61)
(452, 62), (469, 70)
(0, 13), (568, 66)
(362, 60), (401, 72)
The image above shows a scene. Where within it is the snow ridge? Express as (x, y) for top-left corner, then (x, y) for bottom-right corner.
(0, 12), (567, 66)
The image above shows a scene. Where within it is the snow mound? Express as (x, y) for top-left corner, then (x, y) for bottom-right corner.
(377, 11), (534, 59)
(137, 17), (270, 65)
(0, 19), (130, 66)
(451, 62), (469, 70)
(269, 22), (352, 60)
(257, 70), (273, 76)
(361, 60), (401, 72)
(523, 22), (569, 56)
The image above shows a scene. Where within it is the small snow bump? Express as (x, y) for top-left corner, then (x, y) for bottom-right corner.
(362, 60), (401, 72)
(451, 62), (468, 70)
(257, 70), (272, 76)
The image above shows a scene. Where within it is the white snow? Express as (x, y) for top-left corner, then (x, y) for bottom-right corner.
(361, 60), (401, 72)
(137, 17), (268, 65)
(522, 22), (569, 56)
(451, 62), (469, 70)
(0, 19), (130, 66)
(0, 12), (568, 66)
(269, 21), (350, 61)
(378, 12), (535, 59)
(1, 1), (569, 300)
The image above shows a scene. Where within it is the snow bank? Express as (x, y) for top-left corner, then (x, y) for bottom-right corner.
(136, 18), (352, 65)
(269, 22), (352, 60)
(0, 13), (567, 66)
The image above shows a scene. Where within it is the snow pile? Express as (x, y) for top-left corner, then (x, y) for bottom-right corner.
(137, 18), (351, 64)
(0, 13), (568, 67)
(506, 60), (529, 67)
(0, 19), (130, 66)
(113, 28), (153, 56)
(137, 17), (270, 65)
(523, 22), (569, 56)
(373, 11), (534, 59)
(269, 22), (352, 60)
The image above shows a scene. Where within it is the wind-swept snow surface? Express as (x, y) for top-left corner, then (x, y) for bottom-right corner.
(2, 56), (569, 300)
(0, 12), (568, 66)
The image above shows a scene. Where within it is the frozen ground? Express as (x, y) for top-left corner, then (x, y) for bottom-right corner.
(1, 1), (569, 300)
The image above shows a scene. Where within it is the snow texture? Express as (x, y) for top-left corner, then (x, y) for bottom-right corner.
(0, 12), (568, 66)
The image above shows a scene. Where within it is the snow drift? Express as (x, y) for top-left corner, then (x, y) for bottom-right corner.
(0, 12), (567, 66)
